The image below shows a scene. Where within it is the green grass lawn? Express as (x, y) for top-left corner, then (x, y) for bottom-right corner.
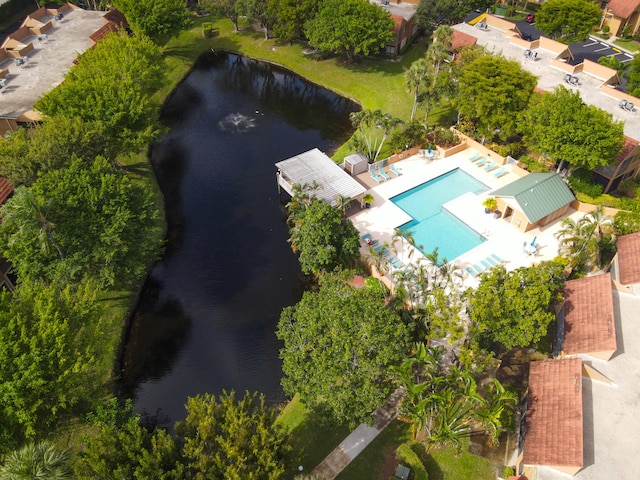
(613, 38), (640, 53)
(336, 420), (413, 480)
(276, 395), (351, 475)
(278, 398), (497, 480)
(165, 16), (426, 121)
(424, 439), (497, 480)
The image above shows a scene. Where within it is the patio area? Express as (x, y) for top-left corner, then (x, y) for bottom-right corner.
(350, 148), (584, 288)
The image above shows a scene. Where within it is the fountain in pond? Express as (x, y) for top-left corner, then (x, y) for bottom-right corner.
(217, 112), (257, 132)
(119, 52), (358, 427)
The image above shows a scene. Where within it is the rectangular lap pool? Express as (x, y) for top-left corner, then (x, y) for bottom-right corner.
(392, 169), (489, 262)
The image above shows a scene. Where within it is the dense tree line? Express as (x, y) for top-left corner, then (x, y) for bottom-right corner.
(1, 392), (291, 479)
(0, 31), (166, 456)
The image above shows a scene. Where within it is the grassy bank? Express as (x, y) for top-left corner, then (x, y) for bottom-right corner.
(165, 16), (425, 121)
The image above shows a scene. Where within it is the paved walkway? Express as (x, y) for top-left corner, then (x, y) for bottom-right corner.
(311, 388), (404, 479)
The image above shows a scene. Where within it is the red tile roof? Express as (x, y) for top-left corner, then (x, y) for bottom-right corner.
(90, 9), (129, 44)
(103, 9), (128, 28)
(523, 358), (583, 469)
(450, 30), (477, 52)
(617, 231), (640, 285)
(607, 0), (640, 19)
(615, 136), (639, 164)
(391, 15), (404, 33)
(89, 22), (121, 43)
(0, 177), (13, 206)
(563, 273), (616, 356)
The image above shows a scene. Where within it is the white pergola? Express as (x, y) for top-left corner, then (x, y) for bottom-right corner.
(276, 148), (367, 206)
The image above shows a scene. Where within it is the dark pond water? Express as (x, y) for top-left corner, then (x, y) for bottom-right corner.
(118, 52), (358, 427)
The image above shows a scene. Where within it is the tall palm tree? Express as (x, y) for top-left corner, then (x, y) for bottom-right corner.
(404, 59), (433, 122)
(426, 25), (453, 81)
(349, 109), (377, 159)
(0, 441), (72, 480)
(350, 109), (403, 161)
(373, 112), (404, 161)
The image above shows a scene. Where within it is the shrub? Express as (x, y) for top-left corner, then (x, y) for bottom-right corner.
(518, 155), (550, 173)
(618, 178), (640, 199)
(504, 466), (515, 477)
(567, 169), (604, 197)
(602, 25), (610, 33)
(614, 211), (640, 235)
(396, 442), (428, 480)
(387, 121), (427, 152)
(574, 191), (622, 208)
(490, 141), (525, 158)
(426, 127), (460, 148)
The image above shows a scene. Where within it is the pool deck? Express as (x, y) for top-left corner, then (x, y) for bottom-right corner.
(351, 148), (584, 288)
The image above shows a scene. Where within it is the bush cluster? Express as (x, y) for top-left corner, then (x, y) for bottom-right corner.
(567, 169), (604, 198)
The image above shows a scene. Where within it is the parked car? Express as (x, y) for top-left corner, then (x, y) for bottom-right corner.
(526, 13), (535, 23)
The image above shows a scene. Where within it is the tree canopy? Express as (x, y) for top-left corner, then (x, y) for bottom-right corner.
(467, 262), (565, 350)
(75, 400), (184, 480)
(0, 115), (118, 186)
(288, 198), (360, 276)
(392, 344), (516, 451)
(113, 0), (191, 42)
(268, 0), (320, 42)
(176, 391), (291, 480)
(277, 270), (412, 426)
(457, 54), (537, 140)
(535, 0), (600, 43)
(0, 281), (104, 453)
(626, 53), (640, 99)
(0, 157), (161, 287)
(201, 0), (245, 32)
(304, 0), (395, 62)
(35, 33), (164, 153)
(416, 0), (494, 35)
(520, 86), (624, 172)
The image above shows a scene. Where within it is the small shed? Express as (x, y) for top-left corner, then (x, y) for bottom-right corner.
(491, 173), (575, 232)
(610, 231), (640, 295)
(561, 273), (617, 360)
(276, 148), (367, 206)
(343, 152), (369, 176)
(521, 358), (583, 477)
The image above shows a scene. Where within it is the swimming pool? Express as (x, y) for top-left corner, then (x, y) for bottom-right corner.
(392, 169), (489, 262)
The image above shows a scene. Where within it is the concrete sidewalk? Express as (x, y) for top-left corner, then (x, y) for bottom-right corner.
(311, 388), (404, 480)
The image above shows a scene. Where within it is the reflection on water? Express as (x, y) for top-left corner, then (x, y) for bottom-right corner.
(118, 52), (358, 427)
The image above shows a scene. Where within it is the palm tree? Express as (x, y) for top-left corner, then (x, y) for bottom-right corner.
(404, 59), (433, 121)
(332, 194), (352, 217)
(474, 378), (517, 446)
(373, 112), (404, 161)
(0, 186), (65, 260)
(349, 109), (377, 159)
(0, 441), (72, 480)
(392, 346), (514, 450)
(285, 181), (321, 225)
(426, 25), (453, 81)
(555, 206), (613, 271)
(366, 242), (391, 278)
(350, 109), (403, 161)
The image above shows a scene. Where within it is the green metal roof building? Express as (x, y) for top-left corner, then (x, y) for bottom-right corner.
(491, 173), (575, 231)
